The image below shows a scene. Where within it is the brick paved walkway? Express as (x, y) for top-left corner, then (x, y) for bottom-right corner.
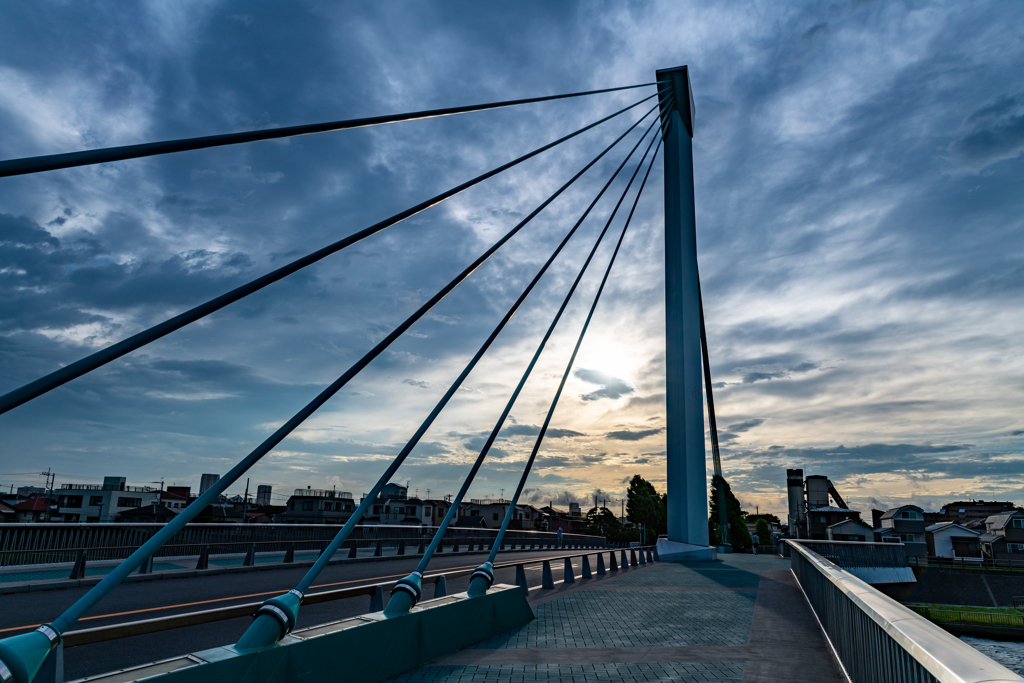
(387, 554), (844, 683)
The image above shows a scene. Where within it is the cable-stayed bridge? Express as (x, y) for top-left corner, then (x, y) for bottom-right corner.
(0, 67), (1020, 683)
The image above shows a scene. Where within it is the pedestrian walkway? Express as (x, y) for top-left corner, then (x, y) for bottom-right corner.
(388, 554), (844, 683)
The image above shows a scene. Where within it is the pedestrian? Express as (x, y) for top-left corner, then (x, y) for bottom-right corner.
(751, 533), (759, 555)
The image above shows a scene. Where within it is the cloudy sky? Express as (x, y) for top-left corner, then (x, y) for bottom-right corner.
(1, 1), (1022, 518)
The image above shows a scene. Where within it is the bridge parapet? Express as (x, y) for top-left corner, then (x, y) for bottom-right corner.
(787, 540), (1024, 683)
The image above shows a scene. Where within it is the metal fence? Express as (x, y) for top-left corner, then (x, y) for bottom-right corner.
(907, 605), (1024, 628)
(787, 540), (1024, 683)
(0, 523), (606, 567)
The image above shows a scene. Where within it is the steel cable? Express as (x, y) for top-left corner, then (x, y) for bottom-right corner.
(47, 102), (660, 634)
(0, 93), (659, 417)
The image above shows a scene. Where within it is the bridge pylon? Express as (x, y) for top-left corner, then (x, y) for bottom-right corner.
(656, 65), (714, 561)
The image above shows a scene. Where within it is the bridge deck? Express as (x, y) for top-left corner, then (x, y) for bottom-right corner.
(391, 555), (843, 683)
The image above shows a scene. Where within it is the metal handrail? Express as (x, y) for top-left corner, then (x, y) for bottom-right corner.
(787, 540), (1024, 683)
(55, 546), (655, 646)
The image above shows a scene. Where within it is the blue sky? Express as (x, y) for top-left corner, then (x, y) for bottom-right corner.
(1, 1), (1022, 517)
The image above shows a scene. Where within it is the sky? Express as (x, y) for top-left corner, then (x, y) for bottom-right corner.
(1, 1), (1023, 518)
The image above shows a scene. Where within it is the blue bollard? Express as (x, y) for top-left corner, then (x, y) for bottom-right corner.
(398, 539), (405, 555)
(284, 543), (295, 563)
(434, 575), (447, 598)
(582, 555), (592, 579)
(563, 557), (575, 584)
(138, 554), (154, 574)
(69, 549), (86, 579)
(610, 551), (618, 571)
(370, 585), (384, 612)
(243, 544), (255, 567)
(515, 564), (529, 594)
(646, 548), (654, 563)
(374, 540), (383, 557)
(452, 541), (460, 552)
(597, 552), (606, 575)
(653, 547), (660, 562)
(542, 560), (554, 588)
(630, 549), (638, 566)
(620, 548), (628, 569)
(418, 539), (425, 554)
(638, 548), (647, 565)
(196, 545), (209, 570)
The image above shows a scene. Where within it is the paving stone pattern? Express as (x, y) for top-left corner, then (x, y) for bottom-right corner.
(472, 589), (755, 649)
(607, 565), (760, 589)
(388, 661), (744, 683)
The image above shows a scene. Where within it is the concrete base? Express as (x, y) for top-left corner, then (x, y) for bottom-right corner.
(657, 539), (717, 562)
(91, 585), (533, 683)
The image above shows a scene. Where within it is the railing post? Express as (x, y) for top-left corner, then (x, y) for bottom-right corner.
(195, 545), (209, 570)
(243, 544), (255, 567)
(582, 555), (592, 578)
(138, 554), (154, 574)
(369, 585), (384, 612)
(515, 564), (528, 594)
(434, 575), (447, 598)
(563, 558), (575, 584)
(621, 548), (629, 569)
(68, 549), (86, 580)
(397, 539), (405, 555)
(542, 560), (554, 588)
(630, 549), (638, 566)
(610, 551), (618, 571)
(284, 543), (295, 563)
(597, 552), (606, 575)
(373, 540), (382, 557)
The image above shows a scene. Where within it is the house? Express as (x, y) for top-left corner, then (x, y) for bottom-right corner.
(116, 504), (177, 523)
(0, 500), (15, 522)
(465, 499), (540, 529)
(937, 501), (1020, 527)
(979, 510), (1024, 560)
(805, 506), (862, 540)
(160, 489), (189, 513)
(55, 476), (160, 523)
(282, 489), (355, 524)
(452, 515), (488, 529)
(878, 505), (928, 558)
(12, 496), (55, 523)
(925, 522), (982, 558)
(364, 497), (431, 525)
(826, 519), (874, 541)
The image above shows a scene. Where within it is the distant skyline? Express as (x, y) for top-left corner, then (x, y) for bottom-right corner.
(1, 1), (1023, 518)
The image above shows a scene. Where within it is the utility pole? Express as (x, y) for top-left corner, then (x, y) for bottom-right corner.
(242, 478), (250, 523)
(40, 468), (54, 522)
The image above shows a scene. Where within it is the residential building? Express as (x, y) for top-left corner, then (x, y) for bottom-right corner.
(925, 522), (982, 559)
(826, 519), (874, 541)
(364, 497), (431, 525)
(55, 476), (160, 523)
(979, 510), (1024, 560)
(282, 489), (355, 524)
(116, 504), (177, 523)
(806, 506), (862, 540)
(166, 486), (193, 503)
(465, 499), (540, 530)
(0, 500), (15, 522)
(161, 489), (188, 513)
(878, 505), (928, 558)
(12, 496), (55, 523)
(937, 501), (1020, 527)
(199, 474), (220, 495)
(256, 485), (273, 506)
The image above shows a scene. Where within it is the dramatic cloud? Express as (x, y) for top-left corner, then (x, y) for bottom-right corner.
(605, 427), (664, 442)
(574, 368), (635, 401)
(1, 1), (1022, 516)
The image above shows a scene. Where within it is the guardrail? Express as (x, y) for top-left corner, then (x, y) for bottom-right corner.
(13, 545), (657, 648)
(0, 523), (607, 567)
(909, 555), (1024, 570)
(1, 535), (611, 579)
(907, 605), (1024, 629)
(787, 540), (1024, 683)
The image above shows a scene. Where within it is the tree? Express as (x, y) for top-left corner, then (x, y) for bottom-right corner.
(708, 475), (752, 551)
(754, 518), (772, 547)
(625, 474), (667, 543)
(584, 506), (619, 539)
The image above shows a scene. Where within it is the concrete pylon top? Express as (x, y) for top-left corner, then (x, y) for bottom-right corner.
(656, 65), (695, 137)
